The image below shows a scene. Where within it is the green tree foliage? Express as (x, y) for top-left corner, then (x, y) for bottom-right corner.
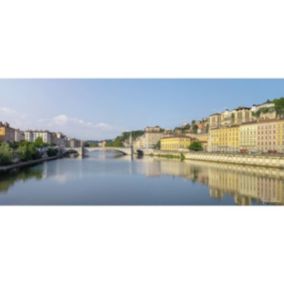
(154, 141), (161, 150)
(9, 141), (20, 150)
(17, 142), (41, 161)
(189, 141), (203, 152)
(47, 148), (59, 157)
(0, 142), (13, 165)
(34, 137), (45, 148)
(107, 130), (144, 147)
(273, 97), (284, 117)
(85, 141), (99, 148)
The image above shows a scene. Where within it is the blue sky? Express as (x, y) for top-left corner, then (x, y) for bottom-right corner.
(1, 79), (284, 140)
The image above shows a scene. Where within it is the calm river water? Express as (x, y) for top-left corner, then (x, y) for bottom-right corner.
(0, 150), (284, 205)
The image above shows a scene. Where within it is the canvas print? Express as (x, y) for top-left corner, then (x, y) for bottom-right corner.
(1, 79), (284, 205)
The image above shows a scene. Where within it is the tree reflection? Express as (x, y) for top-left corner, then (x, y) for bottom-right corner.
(0, 167), (43, 193)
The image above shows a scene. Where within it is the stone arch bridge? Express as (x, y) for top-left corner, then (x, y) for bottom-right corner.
(65, 147), (141, 157)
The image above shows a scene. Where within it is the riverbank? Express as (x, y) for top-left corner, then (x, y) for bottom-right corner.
(148, 150), (284, 168)
(0, 155), (62, 173)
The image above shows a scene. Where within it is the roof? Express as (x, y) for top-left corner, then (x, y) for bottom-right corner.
(160, 135), (195, 140)
(234, 106), (251, 110)
(209, 113), (221, 116)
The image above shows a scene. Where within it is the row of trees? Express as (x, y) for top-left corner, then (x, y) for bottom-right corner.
(0, 138), (59, 166)
(106, 130), (144, 147)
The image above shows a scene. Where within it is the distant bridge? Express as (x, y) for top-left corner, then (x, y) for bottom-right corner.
(86, 147), (133, 156)
(87, 147), (154, 156)
(64, 146), (85, 157)
(65, 146), (153, 157)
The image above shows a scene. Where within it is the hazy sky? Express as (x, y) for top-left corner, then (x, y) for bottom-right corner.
(1, 79), (284, 140)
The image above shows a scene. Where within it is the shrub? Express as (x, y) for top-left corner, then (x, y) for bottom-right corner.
(189, 141), (203, 152)
(47, 148), (58, 157)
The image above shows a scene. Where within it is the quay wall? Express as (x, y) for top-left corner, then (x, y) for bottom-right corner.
(148, 150), (284, 168)
(185, 152), (284, 168)
(0, 155), (62, 173)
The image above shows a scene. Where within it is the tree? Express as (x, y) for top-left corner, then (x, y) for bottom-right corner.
(17, 141), (41, 161)
(47, 148), (59, 157)
(154, 141), (161, 150)
(107, 130), (144, 147)
(189, 141), (203, 152)
(273, 97), (284, 118)
(34, 137), (45, 148)
(0, 142), (13, 165)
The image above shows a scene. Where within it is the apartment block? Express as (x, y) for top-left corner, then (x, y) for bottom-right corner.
(257, 120), (281, 153)
(160, 136), (194, 151)
(240, 123), (258, 153)
(14, 129), (25, 142)
(209, 113), (221, 129)
(0, 122), (16, 142)
(24, 131), (34, 142)
(208, 126), (240, 153)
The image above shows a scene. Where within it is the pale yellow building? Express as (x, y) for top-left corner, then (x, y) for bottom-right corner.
(240, 123), (258, 153)
(190, 133), (209, 151)
(160, 136), (194, 151)
(208, 126), (240, 153)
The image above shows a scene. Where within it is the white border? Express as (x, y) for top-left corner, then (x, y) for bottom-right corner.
(0, 0), (284, 78)
(1, 0), (284, 284)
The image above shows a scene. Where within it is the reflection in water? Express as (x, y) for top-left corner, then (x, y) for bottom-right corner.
(0, 168), (43, 194)
(0, 150), (284, 205)
(139, 159), (284, 205)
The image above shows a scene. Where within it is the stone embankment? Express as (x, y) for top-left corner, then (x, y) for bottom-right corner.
(148, 150), (284, 168)
(0, 155), (61, 173)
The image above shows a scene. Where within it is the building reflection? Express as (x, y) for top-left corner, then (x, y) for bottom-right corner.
(207, 163), (284, 205)
(140, 158), (284, 205)
(1, 156), (284, 205)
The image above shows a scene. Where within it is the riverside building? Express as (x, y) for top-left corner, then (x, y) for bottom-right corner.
(160, 136), (195, 152)
(14, 129), (25, 142)
(0, 122), (16, 142)
(133, 126), (165, 150)
(208, 125), (240, 153)
(209, 119), (284, 154)
(239, 123), (258, 153)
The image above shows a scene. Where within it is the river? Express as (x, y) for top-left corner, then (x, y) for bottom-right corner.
(0, 150), (283, 205)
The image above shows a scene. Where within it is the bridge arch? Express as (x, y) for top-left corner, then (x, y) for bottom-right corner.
(85, 147), (131, 156)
